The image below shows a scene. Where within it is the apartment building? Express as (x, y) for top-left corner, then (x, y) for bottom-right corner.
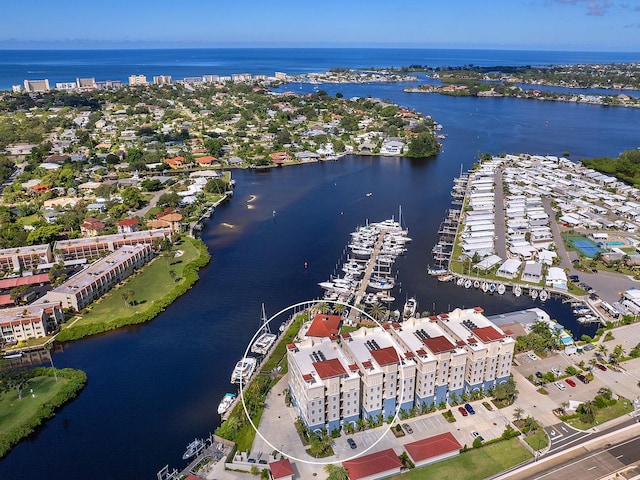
(287, 308), (514, 432)
(340, 326), (416, 421)
(23, 79), (50, 93)
(436, 307), (515, 393)
(45, 244), (153, 311)
(53, 228), (171, 261)
(128, 74), (148, 86)
(0, 301), (64, 343)
(388, 317), (467, 407)
(287, 336), (360, 433)
(0, 244), (53, 274)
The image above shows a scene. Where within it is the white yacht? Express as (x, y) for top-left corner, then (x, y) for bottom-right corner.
(230, 357), (257, 385)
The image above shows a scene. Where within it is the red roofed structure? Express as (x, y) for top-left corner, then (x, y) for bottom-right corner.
(269, 457), (295, 480)
(404, 432), (461, 467)
(370, 346), (399, 366)
(313, 358), (347, 379)
(472, 326), (504, 342)
(423, 335), (456, 354)
(342, 448), (402, 480)
(0, 273), (50, 291)
(306, 314), (342, 338)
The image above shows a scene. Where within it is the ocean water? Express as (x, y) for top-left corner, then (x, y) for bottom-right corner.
(1, 49), (640, 479)
(1, 48), (639, 90)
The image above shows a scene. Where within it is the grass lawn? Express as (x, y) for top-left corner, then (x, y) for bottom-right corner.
(17, 213), (41, 226)
(391, 438), (531, 480)
(61, 239), (200, 328)
(524, 430), (548, 451)
(0, 376), (67, 437)
(566, 397), (634, 430)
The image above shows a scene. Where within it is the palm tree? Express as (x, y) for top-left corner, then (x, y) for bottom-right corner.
(324, 464), (349, 480)
(367, 302), (387, 322)
(597, 344), (608, 359)
(513, 407), (525, 422)
(332, 302), (347, 316)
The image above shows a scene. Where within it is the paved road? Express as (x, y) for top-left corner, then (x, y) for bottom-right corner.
(544, 422), (591, 455)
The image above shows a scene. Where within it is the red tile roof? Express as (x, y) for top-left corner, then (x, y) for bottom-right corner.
(473, 306), (484, 312)
(404, 432), (461, 463)
(423, 335), (456, 354)
(371, 346), (399, 366)
(362, 360), (373, 369)
(342, 448), (402, 480)
(196, 155), (217, 164)
(117, 218), (138, 227)
(0, 274), (50, 290)
(313, 358), (347, 380)
(286, 343), (297, 351)
(416, 348), (427, 356)
(472, 326), (504, 342)
(269, 458), (294, 479)
(302, 373), (314, 382)
(306, 314), (342, 338)
(348, 363), (360, 371)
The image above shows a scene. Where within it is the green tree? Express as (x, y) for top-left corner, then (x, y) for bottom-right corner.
(367, 302), (387, 321)
(0, 367), (33, 400)
(324, 464), (349, 480)
(406, 131), (439, 158)
(513, 406), (525, 422)
(492, 376), (518, 405)
(26, 224), (62, 245)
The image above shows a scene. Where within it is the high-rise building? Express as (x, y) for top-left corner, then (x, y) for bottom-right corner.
(128, 74), (148, 86)
(23, 79), (50, 93)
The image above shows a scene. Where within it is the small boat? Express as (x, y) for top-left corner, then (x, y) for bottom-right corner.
(481, 281), (489, 293)
(369, 278), (395, 290)
(513, 285), (522, 297)
(182, 438), (205, 460)
(464, 279), (472, 289)
(456, 277), (465, 287)
(217, 393), (236, 415)
(231, 357), (257, 385)
(427, 267), (448, 276)
(366, 192), (373, 197)
(530, 289), (539, 300)
(251, 331), (277, 355)
(539, 289), (549, 302)
(473, 280), (480, 289)
(403, 296), (418, 319)
(2, 351), (23, 359)
(489, 283), (496, 294)
(497, 284), (506, 295)
(438, 274), (454, 282)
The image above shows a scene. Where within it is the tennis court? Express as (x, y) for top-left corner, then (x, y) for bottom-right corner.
(565, 235), (603, 258)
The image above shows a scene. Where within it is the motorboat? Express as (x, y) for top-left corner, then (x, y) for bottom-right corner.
(513, 284), (522, 297)
(497, 284), (506, 295)
(539, 289), (549, 302)
(530, 289), (539, 300)
(182, 438), (205, 460)
(481, 281), (489, 293)
(464, 279), (472, 289)
(403, 297), (417, 319)
(217, 393), (236, 415)
(231, 357), (257, 385)
(368, 277), (395, 290)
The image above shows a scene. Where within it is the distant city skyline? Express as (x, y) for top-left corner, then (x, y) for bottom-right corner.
(1, 0), (639, 51)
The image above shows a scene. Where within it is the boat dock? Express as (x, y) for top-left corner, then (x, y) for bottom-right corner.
(349, 227), (388, 320)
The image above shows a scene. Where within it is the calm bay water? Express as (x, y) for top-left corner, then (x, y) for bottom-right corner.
(1, 49), (640, 479)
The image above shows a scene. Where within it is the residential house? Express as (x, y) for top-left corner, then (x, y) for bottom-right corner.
(81, 218), (106, 237)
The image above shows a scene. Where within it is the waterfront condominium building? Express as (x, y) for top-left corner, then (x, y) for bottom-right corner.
(0, 301), (64, 343)
(387, 318), (467, 407)
(0, 244), (53, 274)
(287, 307), (514, 431)
(45, 244), (153, 311)
(52, 228), (171, 262)
(128, 74), (148, 86)
(23, 79), (50, 92)
(436, 307), (515, 393)
(287, 336), (361, 433)
(339, 326), (416, 421)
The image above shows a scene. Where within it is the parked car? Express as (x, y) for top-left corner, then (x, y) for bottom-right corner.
(347, 438), (357, 449)
(528, 353), (539, 361)
(569, 275), (579, 282)
(576, 373), (590, 384)
(583, 344), (595, 351)
(554, 381), (566, 391)
(591, 268), (598, 274)
(402, 423), (413, 434)
(464, 403), (475, 415)
(565, 378), (576, 387)
(458, 406), (468, 417)
(535, 371), (543, 378)
(471, 431), (484, 441)
(595, 363), (607, 371)
(551, 367), (561, 377)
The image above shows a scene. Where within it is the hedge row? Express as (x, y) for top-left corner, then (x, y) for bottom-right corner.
(0, 367), (87, 458)
(55, 239), (211, 342)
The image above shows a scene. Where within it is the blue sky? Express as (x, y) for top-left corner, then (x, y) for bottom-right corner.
(1, 0), (639, 50)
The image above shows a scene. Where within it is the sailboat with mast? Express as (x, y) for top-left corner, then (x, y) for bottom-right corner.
(250, 303), (277, 356)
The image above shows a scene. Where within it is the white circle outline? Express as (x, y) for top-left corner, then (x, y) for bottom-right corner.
(238, 299), (407, 465)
